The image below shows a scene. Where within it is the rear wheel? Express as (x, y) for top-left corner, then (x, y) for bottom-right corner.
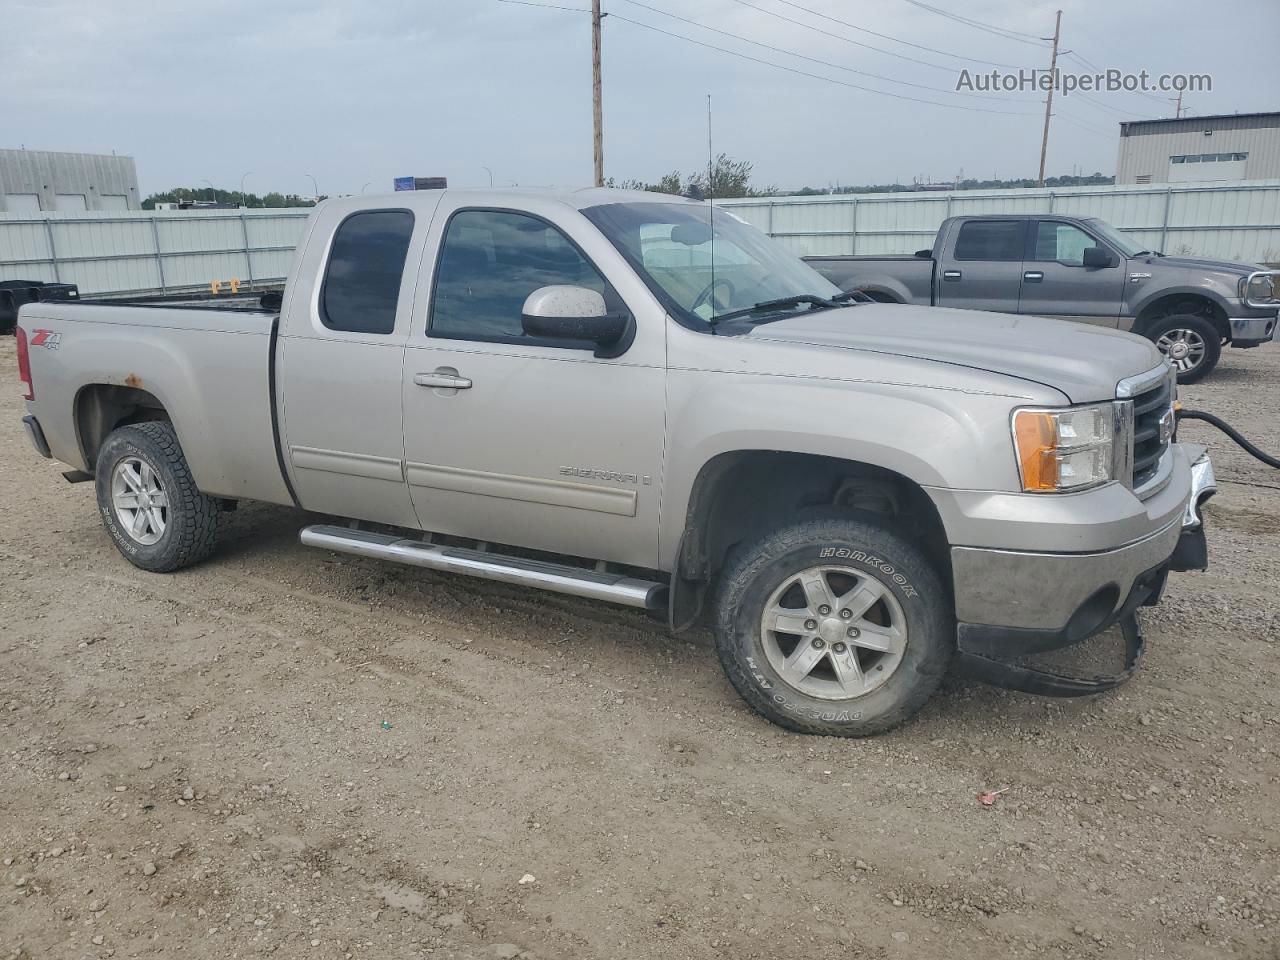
(95, 422), (220, 572)
(1145, 313), (1221, 384)
(713, 516), (952, 736)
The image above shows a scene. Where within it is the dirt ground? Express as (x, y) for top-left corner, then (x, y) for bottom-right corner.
(1, 336), (1277, 960)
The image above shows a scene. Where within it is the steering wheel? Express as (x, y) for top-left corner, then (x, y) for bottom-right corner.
(691, 277), (736, 316)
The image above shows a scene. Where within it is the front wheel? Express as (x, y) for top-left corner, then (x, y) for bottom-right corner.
(713, 517), (953, 737)
(1146, 314), (1221, 384)
(95, 421), (221, 572)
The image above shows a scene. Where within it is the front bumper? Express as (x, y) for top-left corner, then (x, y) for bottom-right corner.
(947, 444), (1215, 695)
(1225, 298), (1278, 346)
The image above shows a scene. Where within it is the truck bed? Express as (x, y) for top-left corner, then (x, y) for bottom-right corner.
(804, 254), (935, 305)
(17, 299), (292, 506)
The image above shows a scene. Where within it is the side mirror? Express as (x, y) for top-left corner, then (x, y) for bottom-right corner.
(913, 248), (933, 259)
(521, 285), (632, 356)
(1082, 246), (1116, 269)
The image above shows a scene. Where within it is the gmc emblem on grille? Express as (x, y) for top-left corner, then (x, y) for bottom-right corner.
(1158, 407), (1176, 445)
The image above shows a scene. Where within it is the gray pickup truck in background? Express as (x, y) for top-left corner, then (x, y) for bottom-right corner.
(18, 188), (1216, 736)
(806, 214), (1279, 383)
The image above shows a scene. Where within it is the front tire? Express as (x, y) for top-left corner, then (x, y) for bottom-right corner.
(95, 422), (220, 572)
(1146, 313), (1220, 384)
(713, 516), (952, 737)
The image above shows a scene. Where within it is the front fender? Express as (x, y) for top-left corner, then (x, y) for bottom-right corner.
(658, 369), (1027, 569)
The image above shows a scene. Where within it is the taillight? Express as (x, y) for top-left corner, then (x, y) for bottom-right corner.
(16, 326), (33, 401)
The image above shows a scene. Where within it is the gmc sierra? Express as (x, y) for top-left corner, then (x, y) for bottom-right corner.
(18, 188), (1216, 736)
(805, 214), (1279, 383)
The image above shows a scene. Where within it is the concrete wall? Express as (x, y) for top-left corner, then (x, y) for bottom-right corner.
(0, 149), (141, 213)
(1116, 115), (1280, 185)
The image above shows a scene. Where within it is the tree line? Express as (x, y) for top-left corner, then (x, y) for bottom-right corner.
(608, 156), (1114, 199)
(142, 187), (320, 209)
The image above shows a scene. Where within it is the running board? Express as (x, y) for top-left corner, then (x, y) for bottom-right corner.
(299, 524), (667, 610)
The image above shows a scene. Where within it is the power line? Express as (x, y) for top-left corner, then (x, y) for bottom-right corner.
(1070, 91), (1153, 120)
(1055, 110), (1117, 139)
(724, 0), (974, 73)
(757, 0), (1031, 69)
(1061, 50), (1173, 106)
(617, 0), (1038, 102)
(896, 0), (1050, 46)
(607, 12), (1038, 115)
(497, 0), (1038, 115)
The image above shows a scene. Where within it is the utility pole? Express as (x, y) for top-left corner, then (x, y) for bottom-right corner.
(1171, 90), (1184, 118)
(591, 0), (604, 187)
(1037, 9), (1062, 188)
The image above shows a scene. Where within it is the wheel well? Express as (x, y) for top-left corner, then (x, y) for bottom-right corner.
(856, 287), (902, 304)
(672, 451), (951, 628)
(75, 384), (171, 471)
(1134, 294), (1229, 341)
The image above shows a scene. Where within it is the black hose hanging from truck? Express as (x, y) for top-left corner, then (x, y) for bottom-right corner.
(1177, 409), (1280, 469)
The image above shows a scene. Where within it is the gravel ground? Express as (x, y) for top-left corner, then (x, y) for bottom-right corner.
(1, 337), (1277, 960)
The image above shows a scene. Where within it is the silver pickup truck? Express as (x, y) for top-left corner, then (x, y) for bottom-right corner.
(806, 214), (1279, 383)
(17, 188), (1216, 736)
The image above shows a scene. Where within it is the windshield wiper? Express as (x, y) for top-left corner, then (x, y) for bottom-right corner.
(710, 294), (838, 325)
(831, 289), (873, 304)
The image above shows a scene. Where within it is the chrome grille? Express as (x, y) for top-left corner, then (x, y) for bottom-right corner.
(1130, 374), (1173, 489)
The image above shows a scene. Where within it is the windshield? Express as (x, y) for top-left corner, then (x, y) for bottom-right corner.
(1085, 218), (1148, 257)
(581, 201), (840, 327)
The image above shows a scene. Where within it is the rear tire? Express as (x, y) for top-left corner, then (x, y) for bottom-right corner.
(94, 422), (220, 572)
(1145, 313), (1220, 384)
(713, 516), (952, 736)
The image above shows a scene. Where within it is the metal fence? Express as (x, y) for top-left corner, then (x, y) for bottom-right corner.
(3, 181), (1279, 296)
(0, 208), (311, 296)
(718, 180), (1280, 264)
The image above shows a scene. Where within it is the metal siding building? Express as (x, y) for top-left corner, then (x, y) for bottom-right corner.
(1116, 113), (1280, 185)
(0, 149), (141, 213)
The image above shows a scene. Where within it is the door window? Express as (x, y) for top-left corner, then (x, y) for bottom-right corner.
(320, 210), (415, 335)
(953, 220), (1023, 261)
(430, 209), (609, 342)
(1032, 221), (1095, 265)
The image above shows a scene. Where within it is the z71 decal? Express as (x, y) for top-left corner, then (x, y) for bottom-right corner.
(29, 329), (62, 350)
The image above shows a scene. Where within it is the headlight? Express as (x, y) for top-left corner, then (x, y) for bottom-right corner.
(1242, 273), (1277, 302)
(1012, 404), (1115, 492)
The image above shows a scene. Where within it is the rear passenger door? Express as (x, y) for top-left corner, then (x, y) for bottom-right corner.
(276, 200), (437, 527)
(1018, 219), (1125, 325)
(934, 219), (1026, 313)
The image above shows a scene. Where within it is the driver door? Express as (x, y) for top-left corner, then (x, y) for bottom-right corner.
(400, 202), (667, 569)
(1018, 219), (1125, 325)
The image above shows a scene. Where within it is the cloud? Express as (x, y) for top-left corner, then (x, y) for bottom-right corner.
(3, 0), (1274, 194)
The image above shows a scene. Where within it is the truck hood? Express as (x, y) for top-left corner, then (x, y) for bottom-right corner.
(1144, 254), (1261, 276)
(743, 303), (1163, 404)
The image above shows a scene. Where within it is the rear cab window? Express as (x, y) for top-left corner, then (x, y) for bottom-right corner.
(952, 220), (1025, 261)
(320, 210), (415, 334)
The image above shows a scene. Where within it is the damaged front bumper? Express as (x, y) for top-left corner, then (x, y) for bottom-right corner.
(951, 446), (1216, 697)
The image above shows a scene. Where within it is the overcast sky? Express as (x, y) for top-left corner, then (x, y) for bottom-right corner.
(5, 0), (1277, 196)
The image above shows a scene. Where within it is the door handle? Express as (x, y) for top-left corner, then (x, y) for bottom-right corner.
(942, 269), (962, 281)
(1023, 271), (1044, 282)
(414, 371), (472, 390)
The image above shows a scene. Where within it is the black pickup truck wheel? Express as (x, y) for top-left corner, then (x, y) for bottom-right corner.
(95, 422), (221, 572)
(713, 516), (952, 736)
(1145, 313), (1221, 384)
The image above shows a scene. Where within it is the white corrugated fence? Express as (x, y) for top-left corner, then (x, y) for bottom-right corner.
(0, 208), (310, 296)
(2, 180), (1279, 296)
(717, 180), (1280, 264)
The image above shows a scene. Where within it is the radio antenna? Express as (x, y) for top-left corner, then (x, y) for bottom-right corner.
(707, 93), (716, 328)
